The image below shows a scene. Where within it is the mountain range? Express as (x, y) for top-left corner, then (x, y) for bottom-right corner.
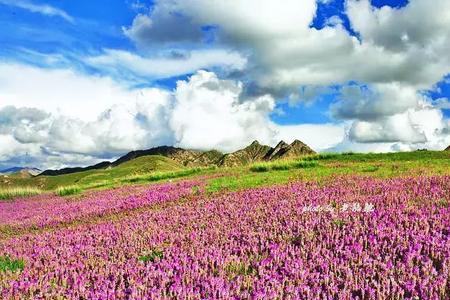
(40, 140), (315, 176)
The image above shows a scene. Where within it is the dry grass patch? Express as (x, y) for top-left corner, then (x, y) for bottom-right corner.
(0, 187), (42, 200)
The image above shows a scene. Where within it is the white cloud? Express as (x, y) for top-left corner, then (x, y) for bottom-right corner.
(330, 82), (450, 145)
(123, 12), (202, 47)
(434, 98), (450, 110)
(0, 106), (50, 144)
(85, 48), (247, 80)
(43, 90), (173, 158)
(0, 0), (74, 23)
(125, 0), (449, 91)
(331, 104), (450, 152)
(347, 0), (450, 53)
(331, 83), (422, 121)
(275, 124), (346, 152)
(0, 135), (33, 162)
(0, 62), (142, 121)
(169, 71), (278, 152)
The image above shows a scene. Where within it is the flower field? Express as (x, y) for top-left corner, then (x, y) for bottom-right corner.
(1, 176), (449, 299)
(0, 181), (199, 230)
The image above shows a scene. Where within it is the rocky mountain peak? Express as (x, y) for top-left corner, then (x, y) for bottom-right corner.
(291, 139), (306, 147)
(264, 140), (290, 160)
(290, 139), (315, 155)
(249, 140), (261, 146)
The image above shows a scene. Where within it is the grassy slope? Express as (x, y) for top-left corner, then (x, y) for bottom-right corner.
(206, 150), (450, 193)
(1, 151), (449, 197)
(0, 155), (186, 191)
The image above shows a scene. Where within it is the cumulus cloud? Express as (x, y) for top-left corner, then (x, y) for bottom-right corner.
(330, 83), (422, 121)
(123, 12), (202, 47)
(169, 71), (278, 152)
(125, 0), (450, 91)
(331, 83), (450, 145)
(347, 0), (450, 54)
(0, 106), (50, 144)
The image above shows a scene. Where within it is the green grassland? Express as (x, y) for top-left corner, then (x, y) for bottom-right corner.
(207, 151), (450, 193)
(1, 150), (449, 200)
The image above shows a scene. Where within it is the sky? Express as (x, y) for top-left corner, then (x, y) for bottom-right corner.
(0, 0), (449, 170)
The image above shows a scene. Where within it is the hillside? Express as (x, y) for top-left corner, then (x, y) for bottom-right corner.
(5, 155), (186, 190)
(40, 146), (221, 177)
(1, 149), (450, 192)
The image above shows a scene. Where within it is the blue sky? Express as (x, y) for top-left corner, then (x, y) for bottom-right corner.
(0, 0), (449, 169)
(0, 0), (135, 50)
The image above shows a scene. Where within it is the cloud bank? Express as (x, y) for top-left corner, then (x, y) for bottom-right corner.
(0, 64), (341, 169)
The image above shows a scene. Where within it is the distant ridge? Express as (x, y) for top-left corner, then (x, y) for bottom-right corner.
(0, 167), (42, 176)
(40, 140), (316, 176)
(446, 145), (450, 151)
(40, 161), (111, 176)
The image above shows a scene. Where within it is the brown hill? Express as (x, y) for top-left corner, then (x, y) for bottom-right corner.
(220, 141), (272, 167)
(446, 145), (450, 151)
